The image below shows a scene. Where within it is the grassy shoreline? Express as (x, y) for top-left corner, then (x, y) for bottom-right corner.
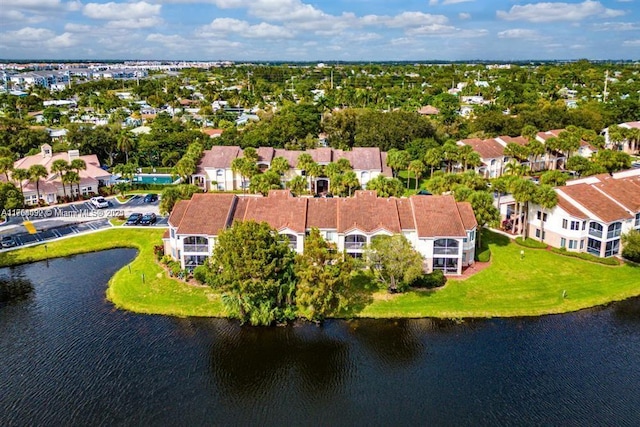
(0, 228), (638, 319)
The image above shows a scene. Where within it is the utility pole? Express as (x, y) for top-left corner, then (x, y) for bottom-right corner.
(603, 70), (609, 103)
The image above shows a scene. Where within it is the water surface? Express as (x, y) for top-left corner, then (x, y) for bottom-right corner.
(1, 250), (639, 426)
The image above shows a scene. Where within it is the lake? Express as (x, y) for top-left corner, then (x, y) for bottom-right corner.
(1, 249), (639, 426)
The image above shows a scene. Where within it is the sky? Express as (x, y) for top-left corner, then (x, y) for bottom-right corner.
(0, 0), (639, 61)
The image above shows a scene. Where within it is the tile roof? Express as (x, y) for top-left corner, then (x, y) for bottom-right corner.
(593, 177), (640, 212)
(410, 195), (467, 238)
(306, 198), (338, 229)
(558, 183), (632, 223)
(497, 135), (528, 146)
(241, 190), (308, 233)
(171, 191), (475, 239)
(174, 193), (236, 235)
(196, 146), (241, 172)
(459, 138), (505, 160)
(556, 194), (589, 219)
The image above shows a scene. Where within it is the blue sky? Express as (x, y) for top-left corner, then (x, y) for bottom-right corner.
(1, 0), (639, 61)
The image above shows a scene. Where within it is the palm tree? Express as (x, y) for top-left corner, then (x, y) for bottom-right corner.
(0, 155), (15, 181)
(70, 159), (87, 200)
(533, 184), (558, 243)
(11, 168), (29, 202)
(117, 130), (135, 163)
(28, 164), (48, 204)
(408, 159), (426, 190)
(51, 159), (70, 201)
(511, 178), (537, 237)
(424, 147), (443, 177)
(65, 171), (80, 200)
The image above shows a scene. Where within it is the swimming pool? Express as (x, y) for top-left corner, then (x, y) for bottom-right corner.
(132, 174), (178, 185)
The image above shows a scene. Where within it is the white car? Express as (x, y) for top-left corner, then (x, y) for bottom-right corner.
(90, 196), (109, 209)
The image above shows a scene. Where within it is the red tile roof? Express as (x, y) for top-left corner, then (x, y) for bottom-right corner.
(558, 183), (632, 223)
(459, 138), (505, 160)
(410, 195), (467, 238)
(593, 177), (640, 212)
(196, 146), (241, 173)
(556, 194), (589, 219)
(171, 191), (475, 239)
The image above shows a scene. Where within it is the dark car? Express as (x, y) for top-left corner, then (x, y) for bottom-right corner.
(1, 235), (17, 248)
(140, 213), (157, 225)
(144, 193), (158, 203)
(125, 213), (143, 225)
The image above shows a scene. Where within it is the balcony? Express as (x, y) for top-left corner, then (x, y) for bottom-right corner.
(183, 244), (209, 253)
(433, 247), (459, 256)
(588, 229), (603, 239)
(345, 242), (366, 250)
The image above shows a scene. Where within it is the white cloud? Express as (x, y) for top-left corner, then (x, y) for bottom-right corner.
(0, 26), (78, 50)
(622, 39), (640, 47)
(64, 23), (93, 33)
(429, 0), (439, 5)
(3, 0), (64, 9)
(201, 18), (293, 39)
(362, 12), (449, 28)
(106, 17), (163, 29)
(497, 0), (625, 23)
(593, 22), (640, 31)
(497, 29), (545, 40)
(459, 13), (471, 20)
(443, 0), (475, 4)
(83, 2), (161, 20)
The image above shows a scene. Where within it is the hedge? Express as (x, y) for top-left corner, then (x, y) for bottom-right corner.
(515, 237), (548, 249)
(549, 247), (619, 265)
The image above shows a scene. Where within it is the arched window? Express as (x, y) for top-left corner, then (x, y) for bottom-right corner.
(434, 238), (459, 255)
(360, 171), (370, 184)
(607, 222), (622, 239)
(345, 234), (367, 250)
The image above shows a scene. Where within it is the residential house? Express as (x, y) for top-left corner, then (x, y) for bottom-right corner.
(527, 169), (640, 257)
(192, 146), (392, 193)
(457, 138), (507, 178)
(164, 190), (478, 275)
(12, 144), (111, 205)
(603, 121), (640, 154)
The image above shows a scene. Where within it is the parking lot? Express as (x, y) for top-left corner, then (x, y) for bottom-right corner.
(0, 194), (168, 250)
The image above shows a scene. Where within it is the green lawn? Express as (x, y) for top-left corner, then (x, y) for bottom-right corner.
(1, 229), (638, 319)
(360, 231), (640, 318)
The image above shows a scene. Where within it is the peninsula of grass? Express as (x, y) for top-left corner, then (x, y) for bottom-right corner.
(0, 228), (224, 317)
(0, 229), (638, 319)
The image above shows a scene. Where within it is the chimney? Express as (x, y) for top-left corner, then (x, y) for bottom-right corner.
(68, 149), (80, 161)
(41, 143), (52, 158)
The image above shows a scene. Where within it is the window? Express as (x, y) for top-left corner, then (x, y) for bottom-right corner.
(560, 238), (566, 248)
(589, 222), (603, 238)
(434, 238), (459, 255)
(582, 221), (586, 230)
(587, 238), (601, 256)
(570, 221), (580, 231)
(433, 257), (458, 274)
(284, 234), (297, 250)
(605, 240), (620, 257)
(537, 211), (541, 220)
(580, 239), (584, 249)
(325, 231), (336, 241)
(535, 229), (540, 238)
(170, 228), (175, 239)
(636, 213), (640, 228)
(607, 222), (622, 239)
(184, 255), (208, 271)
(562, 219), (568, 229)
(345, 234), (366, 250)
(569, 240), (577, 250)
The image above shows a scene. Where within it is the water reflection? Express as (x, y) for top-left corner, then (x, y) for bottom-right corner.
(0, 271), (34, 305)
(208, 321), (349, 398)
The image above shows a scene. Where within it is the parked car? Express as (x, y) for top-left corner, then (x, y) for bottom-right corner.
(90, 196), (109, 209)
(140, 213), (157, 225)
(125, 213), (143, 225)
(1, 235), (17, 248)
(144, 193), (158, 203)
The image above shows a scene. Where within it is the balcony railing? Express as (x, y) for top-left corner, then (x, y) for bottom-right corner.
(588, 229), (603, 239)
(433, 247), (459, 255)
(345, 242), (366, 250)
(183, 244), (209, 253)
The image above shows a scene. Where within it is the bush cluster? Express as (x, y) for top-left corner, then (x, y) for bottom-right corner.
(411, 270), (447, 289)
(549, 247), (619, 265)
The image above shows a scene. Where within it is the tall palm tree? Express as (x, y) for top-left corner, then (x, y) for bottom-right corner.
(65, 171), (80, 200)
(51, 159), (70, 201)
(70, 159), (86, 200)
(28, 164), (48, 204)
(408, 159), (426, 190)
(117, 130), (135, 164)
(0, 156), (14, 181)
(11, 168), (29, 202)
(533, 184), (558, 243)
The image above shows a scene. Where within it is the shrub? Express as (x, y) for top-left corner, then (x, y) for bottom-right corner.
(153, 245), (164, 261)
(476, 247), (491, 262)
(549, 248), (619, 265)
(193, 265), (208, 284)
(412, 270), (447, 289)
(515, 237), (548, 249)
